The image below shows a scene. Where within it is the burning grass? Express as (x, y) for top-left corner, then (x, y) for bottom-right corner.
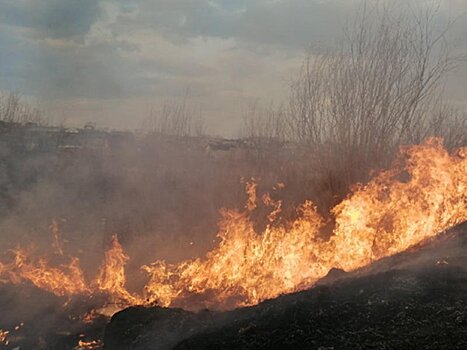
(0, 138), (465, 316)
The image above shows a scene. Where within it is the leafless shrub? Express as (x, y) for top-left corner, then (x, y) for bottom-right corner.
(284, 1), (465, 199)
(238, 102), (289, 165)
(0, 91), (43, 124)
(145, 94), (206, 137)
(427, 107), (467, 149)
(241, 102), (288, 142)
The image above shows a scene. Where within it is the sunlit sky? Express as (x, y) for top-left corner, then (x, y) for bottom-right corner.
(1, 0), (466, 135)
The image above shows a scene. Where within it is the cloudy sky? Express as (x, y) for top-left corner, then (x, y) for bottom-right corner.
(1, 0), (466, 135)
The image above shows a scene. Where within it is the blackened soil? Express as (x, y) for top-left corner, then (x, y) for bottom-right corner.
(0, 286), (108, 350)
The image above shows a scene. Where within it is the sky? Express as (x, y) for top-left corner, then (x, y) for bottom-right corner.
(0, 0), (466, 135)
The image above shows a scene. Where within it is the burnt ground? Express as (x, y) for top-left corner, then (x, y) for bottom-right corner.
(104, 221), (467, 350)
(0, 286), (109, 350)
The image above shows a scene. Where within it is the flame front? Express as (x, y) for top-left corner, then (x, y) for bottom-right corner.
(0, 138), (465, 311)
(331, 139), (466, 270)
(1, 248), (90, 296)
(143, 138), (466, 308)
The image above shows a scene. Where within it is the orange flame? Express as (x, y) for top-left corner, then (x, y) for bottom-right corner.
(9, 249), (90, 296)
(50, 218), (64, 256)
(331, 138), (466, 269)
(142, 138), (466, 308)
(0, 138), (465, 312)
(0, 329), (9, 346)
(96, 235), (143, 305)
(76, 339), (102, 350)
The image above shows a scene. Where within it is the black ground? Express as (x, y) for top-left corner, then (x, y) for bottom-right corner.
(0, 285), (108, 350)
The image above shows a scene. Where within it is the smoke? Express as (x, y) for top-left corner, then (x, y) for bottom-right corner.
(0, 125), (310, 288)
(0, 125), (256, 347)
(0, 118), (346, 349)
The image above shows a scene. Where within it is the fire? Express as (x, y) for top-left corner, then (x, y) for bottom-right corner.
(0, 329), (9, 346)
(142, 200), (327, 307)
(76, 339), (102, 350)
(1, 249), (90, 296)
(0, 138), (465, 312)
(142, 138), (466, 308)
(95, 235), (143, 305)
(331, 138), (466, 270)
(50, 218), (64, 256)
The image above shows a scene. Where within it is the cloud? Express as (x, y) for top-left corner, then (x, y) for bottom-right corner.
(0, 0), (102, 38)
(113, 0), (353, 49)
(0, 0), (465, 134)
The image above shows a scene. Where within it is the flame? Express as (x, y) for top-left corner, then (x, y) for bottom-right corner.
(244, 180), (258, 212)
(0, 248), (90, 296)
(50, 218), (64, 256)
(0, 218), (89, 297)
(0, 329), (9, 345)
(0, 138), (465, 312)
(331, 138), (466, 270)
(76, 339), (102, 350)
(142, 138), (466, 308)
(96, 235), (143, 305)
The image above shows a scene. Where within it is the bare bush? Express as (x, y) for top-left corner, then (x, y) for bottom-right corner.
(285, 1), (465, 199)
(240, 102), (289, 143)
(422, 102), (467, 149)
(0, 91), (43, 124)
(145, 94), (206, 137)
(237, 102), (289, 166)
(241, 102), (288, 142)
